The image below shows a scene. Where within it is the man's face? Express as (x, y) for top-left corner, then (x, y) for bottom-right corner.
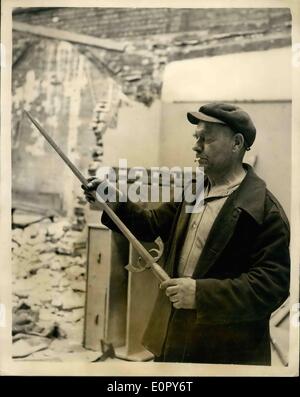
(192, 121), (235, 174)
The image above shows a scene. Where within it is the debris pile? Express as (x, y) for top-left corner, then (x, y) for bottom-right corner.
(12, 217), (88, 359)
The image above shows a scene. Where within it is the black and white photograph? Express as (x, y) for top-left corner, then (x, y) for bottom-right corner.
(0, 0), (299, 377)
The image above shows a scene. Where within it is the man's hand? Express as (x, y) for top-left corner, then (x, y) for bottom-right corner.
(81, 177), (119, 211)
(160, 278), (196, 309)
(81, 177), (101, 203)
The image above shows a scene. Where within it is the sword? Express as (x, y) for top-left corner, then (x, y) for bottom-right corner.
(24, 110), (169, 283)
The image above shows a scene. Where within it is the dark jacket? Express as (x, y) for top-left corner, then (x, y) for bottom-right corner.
(102, 166), (290, 365)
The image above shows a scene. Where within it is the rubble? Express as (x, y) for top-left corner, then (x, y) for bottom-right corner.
(74, 207), (85, 217)
(125, 73), (142, 82)
(55, 247), (73, 256)
(12, 216), (88, 360)
(12, 303), (40, 335)
(65, 265), (85, 280)
(12, 338), (50, 359)
(71, 280), (86, 292)
(77, 195), (87, 206)
(46, 220), (69, 241)
(45, 323), (68, 339)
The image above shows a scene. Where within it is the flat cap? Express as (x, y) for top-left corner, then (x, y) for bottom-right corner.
(187, 102), (256, 148)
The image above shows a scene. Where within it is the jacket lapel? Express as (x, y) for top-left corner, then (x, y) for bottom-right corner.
(192, 191), (241, 279)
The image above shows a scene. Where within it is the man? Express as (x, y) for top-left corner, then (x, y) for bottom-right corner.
(83, 103), (290, 365)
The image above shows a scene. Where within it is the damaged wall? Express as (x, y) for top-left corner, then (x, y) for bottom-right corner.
(12, 38), (119, 217)
(13, 8), (291, 106)
(13, 8), (291, 40)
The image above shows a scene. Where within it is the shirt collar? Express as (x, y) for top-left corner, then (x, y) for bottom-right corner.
(205, 169), (246, 200)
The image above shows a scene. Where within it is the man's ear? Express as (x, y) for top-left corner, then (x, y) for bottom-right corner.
(233, 133), (245, 152)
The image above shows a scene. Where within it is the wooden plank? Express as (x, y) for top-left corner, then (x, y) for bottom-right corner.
(125, 242), (158, 359)
(84, 226), (129, 351)
(84, 226), (110, 351)
(13, 8), (55, 15)
(13, 21), (126, 52)
(12, 190), (63, 215)
(105, 232), (129, 348)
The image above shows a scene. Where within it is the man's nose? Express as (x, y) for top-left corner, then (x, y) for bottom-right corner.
(193, 142), (203, 152)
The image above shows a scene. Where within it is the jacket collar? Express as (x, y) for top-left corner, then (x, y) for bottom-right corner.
(232, 163), (266, 225)
(202, 163), (266, 225)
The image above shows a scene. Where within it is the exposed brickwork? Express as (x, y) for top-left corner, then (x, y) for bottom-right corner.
(13, 7), (291, 40)
(13, 8), (291, 106)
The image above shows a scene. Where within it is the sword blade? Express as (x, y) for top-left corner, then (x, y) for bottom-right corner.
(25, 110), (88, 187)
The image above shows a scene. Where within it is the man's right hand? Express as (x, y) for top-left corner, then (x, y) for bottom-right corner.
(81, 177), (101, 203)
(81, 177), (119, 211)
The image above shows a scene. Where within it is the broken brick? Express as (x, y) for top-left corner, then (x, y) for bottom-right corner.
(74, 207), (85, 217)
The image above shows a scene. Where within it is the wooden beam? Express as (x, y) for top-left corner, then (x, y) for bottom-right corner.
(12, 8), (56, 15)
(13, 21), (126, 52)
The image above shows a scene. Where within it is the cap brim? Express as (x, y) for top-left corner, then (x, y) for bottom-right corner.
(187, 111), (226, 125)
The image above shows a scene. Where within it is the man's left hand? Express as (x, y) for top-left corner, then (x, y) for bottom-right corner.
(160, 278), (196, 309)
